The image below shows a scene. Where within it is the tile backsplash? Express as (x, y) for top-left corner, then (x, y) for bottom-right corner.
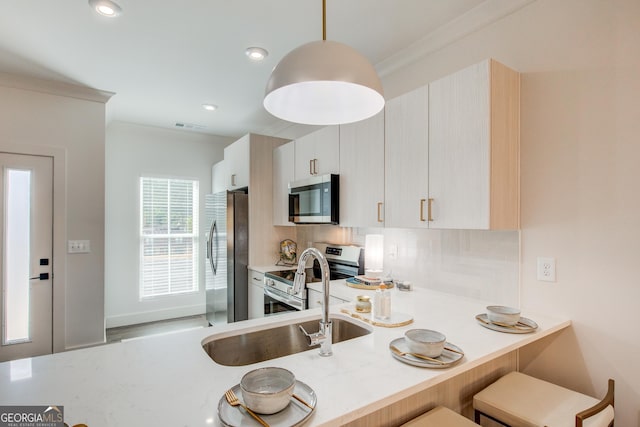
(296, 225), (520, 306)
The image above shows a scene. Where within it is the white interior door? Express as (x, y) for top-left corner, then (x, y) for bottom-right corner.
(0, 153), (53, 362)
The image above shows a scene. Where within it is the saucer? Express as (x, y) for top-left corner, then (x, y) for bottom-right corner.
(218, 380), (316, 427)
(389, 337), (464, 369)
(475, 313), (538, 334)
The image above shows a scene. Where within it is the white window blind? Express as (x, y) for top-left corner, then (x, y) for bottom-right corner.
(140, 177), (199, 299)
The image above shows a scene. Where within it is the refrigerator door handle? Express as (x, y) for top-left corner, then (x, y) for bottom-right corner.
(210, 220), (217, 275)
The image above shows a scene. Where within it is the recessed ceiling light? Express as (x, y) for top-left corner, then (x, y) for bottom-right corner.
(89, 0), (122, 17)
(245, 47), (268, 61)
(202, 104), (218, 111)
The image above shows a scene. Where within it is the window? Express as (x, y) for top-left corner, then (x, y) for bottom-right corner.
(140, 177), (199, 298)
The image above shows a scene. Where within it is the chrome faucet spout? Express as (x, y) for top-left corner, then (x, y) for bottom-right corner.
(295, 247), (332, 356)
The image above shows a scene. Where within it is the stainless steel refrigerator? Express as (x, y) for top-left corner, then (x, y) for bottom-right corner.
(205, 190), (249, 324)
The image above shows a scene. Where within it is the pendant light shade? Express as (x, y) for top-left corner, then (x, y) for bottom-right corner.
(264, 40), (384, 125)
(264, 1), (384, 125)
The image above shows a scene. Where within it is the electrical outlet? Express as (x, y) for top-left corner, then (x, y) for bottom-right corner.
(537, 257), (556, 282)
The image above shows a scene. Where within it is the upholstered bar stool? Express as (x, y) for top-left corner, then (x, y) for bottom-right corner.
(473, 371), (614, 427)
(401, 406), (479, 427)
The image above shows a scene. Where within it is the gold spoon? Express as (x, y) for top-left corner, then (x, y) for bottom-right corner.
(389, 344), (446, 365)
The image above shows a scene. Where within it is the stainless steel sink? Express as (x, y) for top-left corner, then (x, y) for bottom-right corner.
(202, 316), (372, 366)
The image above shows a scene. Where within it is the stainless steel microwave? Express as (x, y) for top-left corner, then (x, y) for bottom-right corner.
(288, 174), (339, 224)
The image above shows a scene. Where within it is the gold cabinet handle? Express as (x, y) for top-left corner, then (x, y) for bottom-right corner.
(313, 158), (318, 175)
(309, 160), (313, 175)
(419, 199), (426, 222)
(231, 174), (236, 187)
(428, 198), (434, 222)
(377, 202), (384, 223)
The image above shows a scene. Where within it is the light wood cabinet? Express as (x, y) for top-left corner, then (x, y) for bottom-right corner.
(384, 85), (429, 229)
(384, 59), (519, 230)
(272, 141), (295, 226)
(248, 270), (265, 319)
(293, 125), (340, 181)
(220, 133), (291, 266)
(339, 111), (385, 227)
(428, 59), (519, 230)
(224, 135), (250, 190)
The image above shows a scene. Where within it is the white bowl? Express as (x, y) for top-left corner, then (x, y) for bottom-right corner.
(240, 367), (295, 414)
(404, 329), (446, 358)
(486, 305), (521, 326)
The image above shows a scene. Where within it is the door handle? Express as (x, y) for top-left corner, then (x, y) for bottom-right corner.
(377, 202), (384, 223)
(313, 159), (318, 175)
(210, 220), (218, 275)
(30, 273), (49, 281)
(419, 199), (426, 222)
(309, 159), (313, 175)
(231, 174), (236, 187)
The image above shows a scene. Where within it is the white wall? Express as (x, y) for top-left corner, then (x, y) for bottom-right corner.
(105, 121), (233, 327)
(0, 75), (109, 350)
(379, 0), (639, 424)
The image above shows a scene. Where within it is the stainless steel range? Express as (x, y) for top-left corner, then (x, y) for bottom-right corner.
(263, 243), (364, 316)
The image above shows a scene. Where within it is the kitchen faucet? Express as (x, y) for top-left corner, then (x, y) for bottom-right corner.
(293, 247), (332, 356)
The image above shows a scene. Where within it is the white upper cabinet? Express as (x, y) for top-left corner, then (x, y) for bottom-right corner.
(273, 141), (295, 226)
(428, 59), (520, 230)
(384, 59), (519, 230)
(293, 125), (340, 181)
(211, 160), (227, 194)
(224, 134), (250, 190)
(384, 85), (430, 229)
(339, 111), (385, 227)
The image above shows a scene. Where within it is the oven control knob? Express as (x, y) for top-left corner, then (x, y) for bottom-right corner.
(286, 287), (294, 295)
(266, 279), (275, 287)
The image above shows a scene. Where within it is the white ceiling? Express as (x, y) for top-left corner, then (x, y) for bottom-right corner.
(0, 0), (532, 138)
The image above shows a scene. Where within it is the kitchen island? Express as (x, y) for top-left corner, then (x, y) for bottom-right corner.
(0, 286), (569, 427)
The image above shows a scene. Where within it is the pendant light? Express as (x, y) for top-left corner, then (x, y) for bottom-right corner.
(264, 0), (384, 125)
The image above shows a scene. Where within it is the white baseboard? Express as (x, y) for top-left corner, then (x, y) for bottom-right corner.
(105, 304), (205, 328)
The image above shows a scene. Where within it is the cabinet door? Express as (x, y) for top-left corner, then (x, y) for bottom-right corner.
(429, 61), (490, 229)
(384, 85), (429, 229)
(339, 111), (385, 227)
(293, 126), (339, 180)
(211, 160), (227, 194)
(273, 142), (295, 226)
(224, 135), (250, 189)
(248, 270), (265, 319)
(312, 125), (340, 176)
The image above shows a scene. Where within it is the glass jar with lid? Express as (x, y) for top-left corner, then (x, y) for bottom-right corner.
(355, 295), (372, 313)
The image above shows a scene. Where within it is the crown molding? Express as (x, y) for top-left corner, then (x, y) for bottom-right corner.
(375, 0), (536, 77)
(0, 72), (114, 103)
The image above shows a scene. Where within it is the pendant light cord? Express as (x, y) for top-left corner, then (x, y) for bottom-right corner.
(322, 0), (326, 41)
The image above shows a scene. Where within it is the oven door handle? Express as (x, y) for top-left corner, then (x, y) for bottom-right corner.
(264, 287), (304, 310)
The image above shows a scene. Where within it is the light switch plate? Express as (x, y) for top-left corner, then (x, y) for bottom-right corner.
(68, 240), (91, 254)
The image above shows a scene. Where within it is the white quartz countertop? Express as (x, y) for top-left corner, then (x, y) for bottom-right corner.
(0, 287), (570, 427)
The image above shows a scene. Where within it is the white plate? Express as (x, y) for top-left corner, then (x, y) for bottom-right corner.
(475, 313), (538, 334)
(389, 337), (464, 369)
(218, 380), (316, 427)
